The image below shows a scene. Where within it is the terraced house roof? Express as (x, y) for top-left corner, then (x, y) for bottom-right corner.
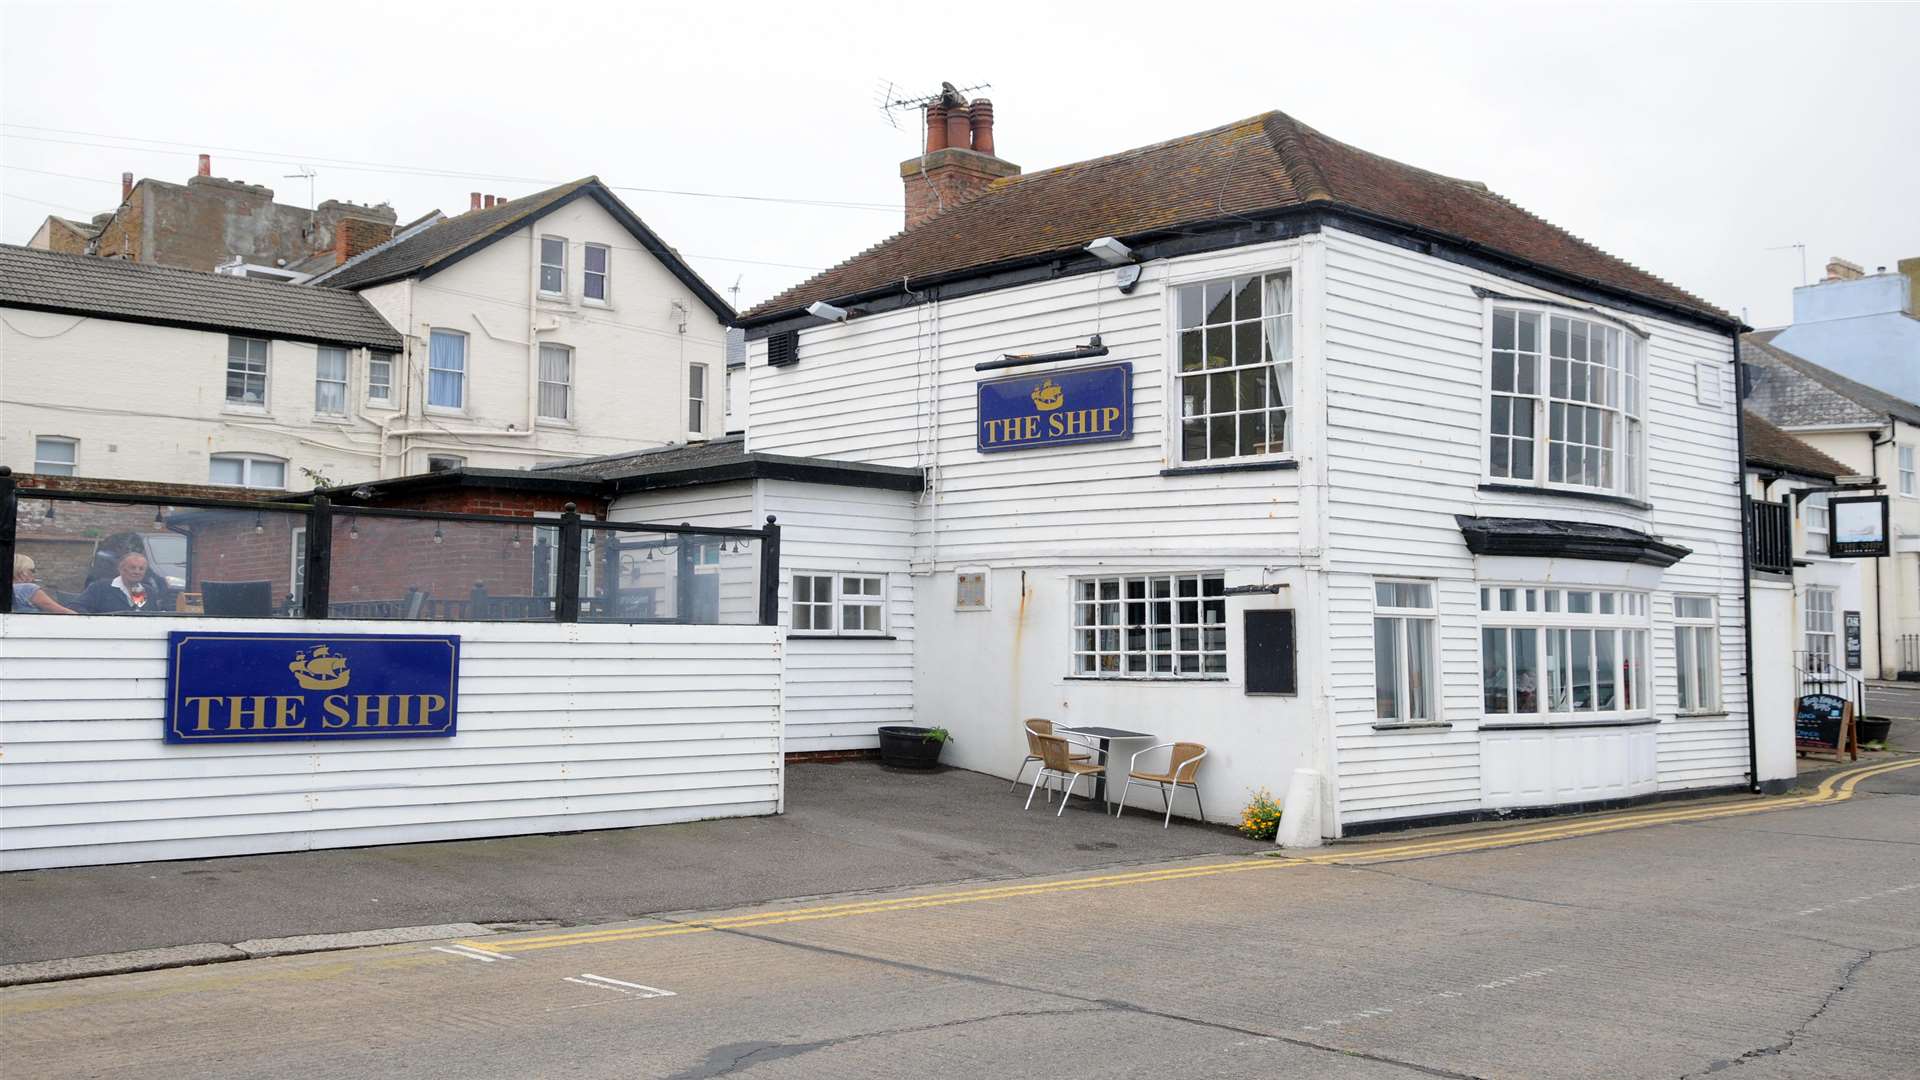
(0, 244), (402, 350)
(1742, 410), (1850, 480)
(745, 110), (1731, 326)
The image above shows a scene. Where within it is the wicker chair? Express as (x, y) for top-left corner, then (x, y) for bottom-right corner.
(1024, 734), (1110, 817)
(1116, 742), (1209, 828)
(1008, 718), (1092, 794)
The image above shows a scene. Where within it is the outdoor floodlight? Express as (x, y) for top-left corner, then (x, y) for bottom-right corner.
(1084, 236), (1134, 266)
(807, 300), (850, 322)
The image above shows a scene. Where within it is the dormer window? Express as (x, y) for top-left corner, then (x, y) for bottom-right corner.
(1486, 306), (1646, 499)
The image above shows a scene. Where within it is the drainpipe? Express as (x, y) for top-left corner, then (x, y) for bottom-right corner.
(1732, 332), (1760, 793)
(1870, 420), (1894, 680)
(526, 233), (542, 440)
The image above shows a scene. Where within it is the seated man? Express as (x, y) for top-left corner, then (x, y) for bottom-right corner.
(75, 552), (169, 614)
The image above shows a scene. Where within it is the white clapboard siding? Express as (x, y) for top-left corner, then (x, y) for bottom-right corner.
(611, 479), (918, 752)
(0, 614), (783, 870)
(1319, 228), (1747, 828)
(746, 240), (1310, 569)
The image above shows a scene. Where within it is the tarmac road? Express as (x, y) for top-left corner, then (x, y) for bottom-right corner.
(5, 758), (1917, 1080)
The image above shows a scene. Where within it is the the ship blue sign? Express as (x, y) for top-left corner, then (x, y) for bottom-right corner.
(164, 631), (460, 744)
(977, 362), (1133, 453)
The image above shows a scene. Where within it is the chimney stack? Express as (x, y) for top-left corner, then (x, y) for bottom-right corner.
(470, 192), (483, 211)
(197, 154), (211, 178)
(332, 216), (394, 266)
(121, 172), (134, 202)
(900, 84), (1019, 230)
(1824, 257), (1865, 282)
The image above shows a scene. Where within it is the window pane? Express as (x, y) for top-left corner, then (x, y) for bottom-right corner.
(584, 245), (607, 273)
(1676, 628), (1695, 708)
(1546, 629), (1569, 711)
(1513, 629), (1539, 712)
(1406, 619), (1432, 720)
(1595, 631), (1617, 710)
(1374, 618), (1401, 719)
(1482, 627), (1510, 713)
(209, 457), (243, 484)
(1694, 629), (1716, 709)
(1571, 628), (1593, 710)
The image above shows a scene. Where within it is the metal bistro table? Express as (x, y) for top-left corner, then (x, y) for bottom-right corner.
(1055, 726), (1157, 808)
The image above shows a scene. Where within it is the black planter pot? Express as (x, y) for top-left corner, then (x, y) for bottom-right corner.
(1856, 716), (1892, 745)
(877, 726), (946, 769)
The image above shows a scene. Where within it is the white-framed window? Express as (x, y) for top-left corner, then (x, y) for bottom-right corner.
(209, 453), (287, 489)
(1486, 307), (1647, 498)
(1901, 446), (1915, 497)
(539, 236), (566, 296)
(1072, 572), (1227, 678)
(426, 454), (465, 473)
(688, 363), (709, 435)
(367, 351), (395, 405)
(1804, 587), (1836, 674)
(33, 436), (76, 476)
(1804, 494), (1830, 556)
(538, 343), (573, 420)
(315, 346), (349, 415)
(1673, 595), (1720, 713)
(225, 336), (269, 407)
(1173, 272), (1293, 464)
(1375, 580), (1438, 721)
(791, 573), (887, 636)
(427, 329), (467, 409)
(1480, 586), (1650, 719)
(584, 243), (609, 302)
(955, 569), (989, 611)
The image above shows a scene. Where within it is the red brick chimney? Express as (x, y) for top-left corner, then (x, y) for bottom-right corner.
(470, 192), (483, 211)
(333, 216), (395, 266)
(197, 154), (211, 177)
(121, 172), (134, 202)
(900, 85), (1018, 230)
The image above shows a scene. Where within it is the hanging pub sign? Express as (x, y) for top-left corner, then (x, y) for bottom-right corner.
(165, 631), (460, 744)
(1794, 692), (1857, 763)
(1828, 495), (1890, 558)
(977, 362), (1132, 453)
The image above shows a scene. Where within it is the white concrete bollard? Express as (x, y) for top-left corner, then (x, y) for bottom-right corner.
(1275, 767), (1324, 849)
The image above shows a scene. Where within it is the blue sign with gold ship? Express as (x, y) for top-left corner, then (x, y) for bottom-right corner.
(977, 362), (1132, 453)
(164, 631), (460, 743)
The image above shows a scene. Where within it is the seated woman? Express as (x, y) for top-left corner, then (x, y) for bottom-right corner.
(12, 555), (76, 614)
(75, 551), (165, 613)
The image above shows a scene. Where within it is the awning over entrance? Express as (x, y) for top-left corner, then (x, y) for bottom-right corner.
(1455, 515), (1691, 568)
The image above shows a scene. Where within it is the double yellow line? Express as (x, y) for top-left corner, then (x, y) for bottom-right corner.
(460, 757), (1918, 956)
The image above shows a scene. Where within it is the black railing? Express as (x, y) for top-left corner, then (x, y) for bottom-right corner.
(0, 468), (781, 625)
(1795, 648), (1865, 719)
(1747, 499), (1792, 575)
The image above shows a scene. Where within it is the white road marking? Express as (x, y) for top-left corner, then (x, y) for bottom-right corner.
(564, 974), (676, 998)
(1300, 966), (1564, 1032)
(431, 944), (516, 963)
(1792, 881), (1920, 918)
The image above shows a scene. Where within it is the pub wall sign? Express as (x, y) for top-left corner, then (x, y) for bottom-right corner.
(165, 631), (460, 744)
(977, 362), (1133, 453)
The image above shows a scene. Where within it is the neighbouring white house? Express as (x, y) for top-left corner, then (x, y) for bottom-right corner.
(1763, 256), (1920, 404)
(1743, 331), (1920, 678)
(1, 179), (734, 489)
(614, 99), (1778, 837)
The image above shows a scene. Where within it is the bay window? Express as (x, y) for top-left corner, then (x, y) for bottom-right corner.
(1487, 307), (1646, 498)
(1375, 580), (1437, 721)
(1072, 572), (1226, 678)
(1174, 272), (1293, 463)
(1480, 586), (1649, 720)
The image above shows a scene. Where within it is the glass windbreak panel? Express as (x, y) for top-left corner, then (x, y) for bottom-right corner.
(579, 525), (761, 625)
(329, 514), (552, 621)
(12, 497), (307, 617)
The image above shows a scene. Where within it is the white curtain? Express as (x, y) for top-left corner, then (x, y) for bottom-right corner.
(539, 344), (571, 419)
(428, 331), (465, 408)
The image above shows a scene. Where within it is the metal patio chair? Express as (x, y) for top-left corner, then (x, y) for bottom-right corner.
(1116, 742), (1209, 828)
(1024, 734), (1108, 817)
(1008, 718), (1092, 794)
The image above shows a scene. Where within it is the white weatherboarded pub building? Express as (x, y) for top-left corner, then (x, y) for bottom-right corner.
(617, 102), (1779, 838)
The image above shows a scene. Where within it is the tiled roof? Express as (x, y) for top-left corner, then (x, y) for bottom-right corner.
(534, 435), (923, 493)
(745, 111), (1730, 324)
(536, 436), (754, 481)
(1743, 410), (1850, 479)
(1742, 331), (1920, 429)
(310, 179), (597, 290)
(0, 244), (402, 349)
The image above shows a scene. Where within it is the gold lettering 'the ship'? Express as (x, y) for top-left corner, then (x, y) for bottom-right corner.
(289, 645), (351, 691)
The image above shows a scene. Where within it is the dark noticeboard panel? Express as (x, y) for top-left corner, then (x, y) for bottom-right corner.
(977, 362), (1132, 453)
(1795, 692), (1857, 762)
(1243, 610), (1296, 695)
(1844, 611), (1863, 670)
(165, 631), (461, 744)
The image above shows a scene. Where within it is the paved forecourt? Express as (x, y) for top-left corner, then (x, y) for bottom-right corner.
(3, 758), (1916, 1080)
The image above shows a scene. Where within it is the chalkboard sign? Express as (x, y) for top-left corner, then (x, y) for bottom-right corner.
(1795, 693), (1857, 763)
(1844, 611), (1862, 670)
(1243, 610), (1297, 695)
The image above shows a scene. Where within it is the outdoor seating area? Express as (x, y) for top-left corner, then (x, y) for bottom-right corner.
(1013, 718), (1209, 828)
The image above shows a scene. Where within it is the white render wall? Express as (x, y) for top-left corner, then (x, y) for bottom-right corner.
(0, 615), (782, 871)
(610, 479), (919, 753)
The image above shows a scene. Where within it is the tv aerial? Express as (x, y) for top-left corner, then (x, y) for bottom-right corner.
(875, 79), (991, 129)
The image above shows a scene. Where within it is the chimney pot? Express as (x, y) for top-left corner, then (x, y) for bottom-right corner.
(197, 154), (211, 177)
(470, 192), (483, 211)
(121, 171), (134, 202)
(1825, 256), (1865, 282)
(944, 105), (972, 154)
(968, 98), (996, 156)
(925, 103), (950, 152)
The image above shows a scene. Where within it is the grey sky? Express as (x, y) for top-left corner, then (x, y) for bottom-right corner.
(2, 0), (1914, 326)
